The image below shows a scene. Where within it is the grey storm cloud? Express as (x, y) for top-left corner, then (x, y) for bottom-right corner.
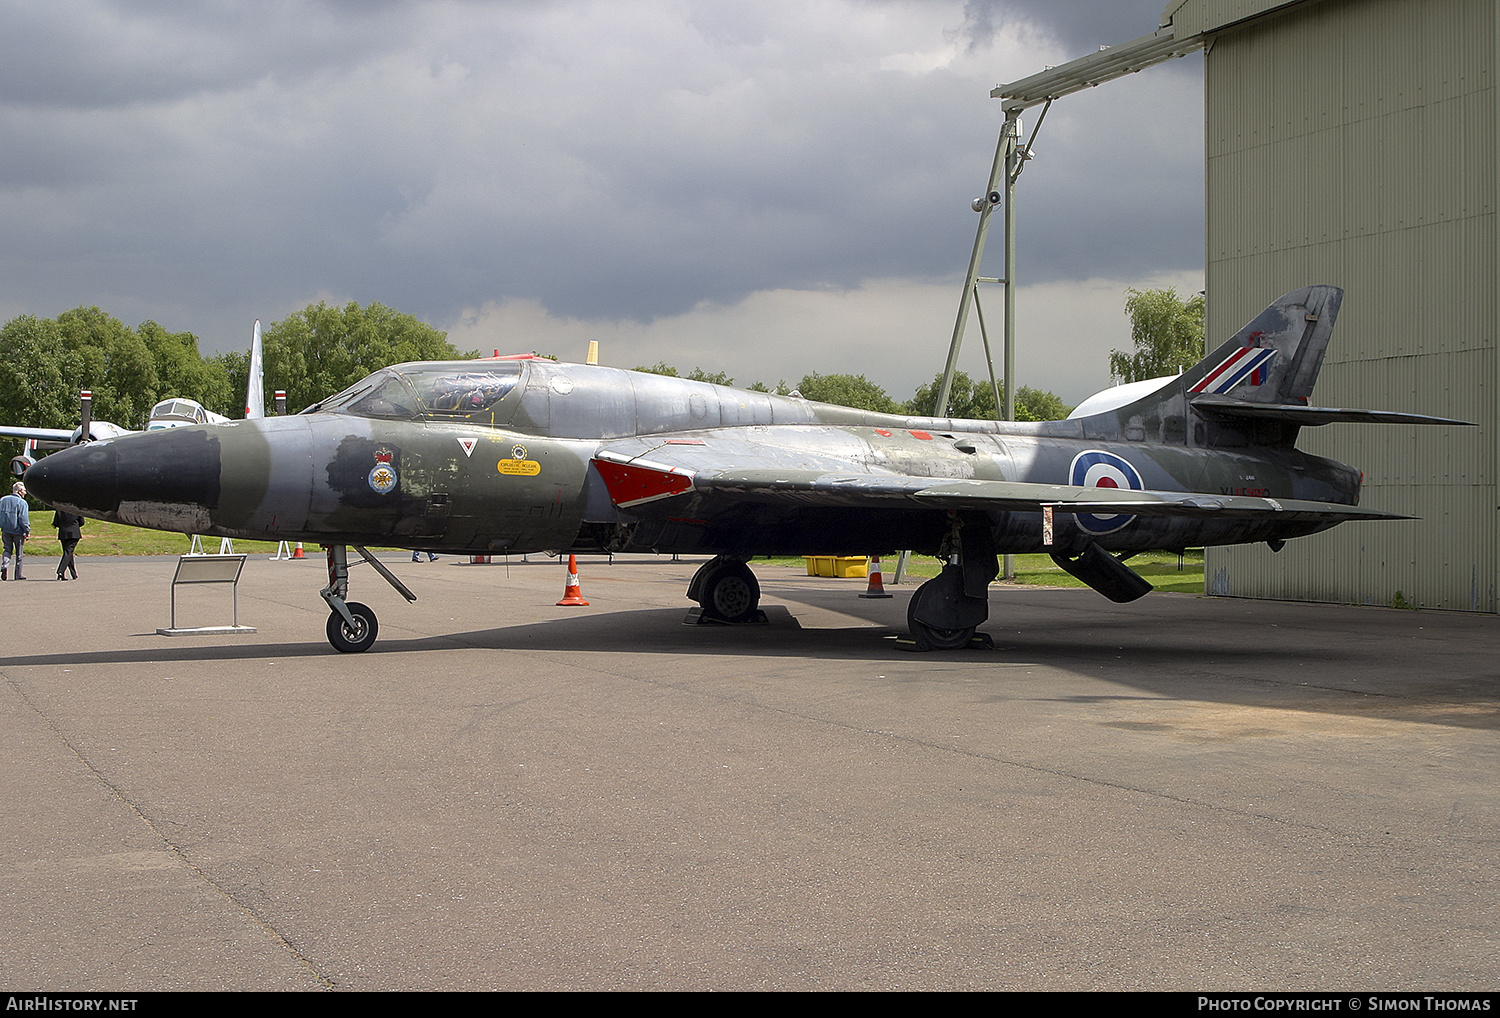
(0, 0), (1201, 360)
(960, 0), (1175, 52)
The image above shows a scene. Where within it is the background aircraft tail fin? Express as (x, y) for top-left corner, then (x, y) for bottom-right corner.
(244, 320), (265, 419)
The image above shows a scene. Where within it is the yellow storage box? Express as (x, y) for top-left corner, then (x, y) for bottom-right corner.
(804, 556), (869, 578)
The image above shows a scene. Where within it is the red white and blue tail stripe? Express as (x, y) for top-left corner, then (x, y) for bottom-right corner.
(1189, 347), (1276, 394)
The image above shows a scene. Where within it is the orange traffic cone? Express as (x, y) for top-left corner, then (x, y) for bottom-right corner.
(860, 555), (893, 598)
(291, 542), (305, 559)
(557, 554), (590, 606)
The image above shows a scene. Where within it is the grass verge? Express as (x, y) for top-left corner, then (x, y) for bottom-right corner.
(16, 519), (281, 558)
(758, 550), (1206, 594)
(13, 519), (1207, 593)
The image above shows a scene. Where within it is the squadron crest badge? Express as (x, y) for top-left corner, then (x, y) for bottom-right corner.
(368, 448), (398, 494)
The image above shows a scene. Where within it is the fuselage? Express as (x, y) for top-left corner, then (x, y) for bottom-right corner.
(24, 358), (1362, 558)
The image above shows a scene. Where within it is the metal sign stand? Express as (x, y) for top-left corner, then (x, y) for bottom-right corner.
(157, 554), (257, 636)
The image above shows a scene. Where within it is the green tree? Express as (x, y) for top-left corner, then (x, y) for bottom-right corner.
(105, 332), (160, 429)
(632, 364), (735, 385)
(209, 349), (249, 418)
(265, 301), (467, 414)
(1016, 386), (1071, 421)
(1110, 287), (1205, 384)
(632, 361), (679, 376)
(906, 371), (997, 419)
(55, 306), (132, 423)
(0, 316), (70, 462)
(57, 306), (132, 355)
(905, 371), (1071, 422)
(138, 320), (233, 418)
(794, 373), (901, 413)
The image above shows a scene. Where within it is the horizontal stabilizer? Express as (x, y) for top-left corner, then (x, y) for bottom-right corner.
(1191, 394), (1472, 427)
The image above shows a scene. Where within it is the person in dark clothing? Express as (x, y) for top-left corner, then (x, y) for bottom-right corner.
(52, 509), (82, 580)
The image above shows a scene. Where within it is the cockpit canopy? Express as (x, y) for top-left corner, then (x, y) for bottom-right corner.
(146, 398), (228, 430)
(311, 362), (525, 421)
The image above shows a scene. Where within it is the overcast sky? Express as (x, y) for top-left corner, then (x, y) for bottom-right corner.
(0, 0), (1204, 405)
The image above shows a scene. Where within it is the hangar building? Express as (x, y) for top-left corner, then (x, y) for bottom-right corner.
(1021, 0), (1496, 611)
(1174, 0), (1496, 611)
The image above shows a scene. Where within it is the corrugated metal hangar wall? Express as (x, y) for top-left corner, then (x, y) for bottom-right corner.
(1170, 0), (1499, 610)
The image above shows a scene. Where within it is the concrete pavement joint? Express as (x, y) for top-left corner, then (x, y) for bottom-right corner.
(3, 672), (339, 989)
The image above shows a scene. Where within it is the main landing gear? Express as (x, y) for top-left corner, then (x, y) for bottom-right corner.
(687, 555), (765, 624)
(320, 544), (418, 653)
(903, 513), (998, 651)
(906, 562), (990, 650)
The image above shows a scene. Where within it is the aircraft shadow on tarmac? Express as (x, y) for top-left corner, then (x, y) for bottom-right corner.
(2, 593), (1496, 731)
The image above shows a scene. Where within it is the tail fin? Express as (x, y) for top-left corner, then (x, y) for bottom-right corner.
(1090, 285), (1467, 438)
(244, 320), (265, 419)
(1180, 285), (1341, 405)
(1071, 286), (1344, 444)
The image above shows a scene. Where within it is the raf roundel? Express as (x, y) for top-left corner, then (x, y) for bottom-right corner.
(1069, 449), (1144, 535)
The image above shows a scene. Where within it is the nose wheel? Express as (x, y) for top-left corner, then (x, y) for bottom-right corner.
(320, 545), (417, 653)
(326, 601), (379, 653)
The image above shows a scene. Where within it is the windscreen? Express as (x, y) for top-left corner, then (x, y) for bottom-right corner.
(311, 363), (524, 420)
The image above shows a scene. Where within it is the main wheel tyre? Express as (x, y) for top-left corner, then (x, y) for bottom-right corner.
(327, 601), (379, 653)
(702, 561), (760, 623)
(906, 590), (976, 650)
(909, 618), (976, 650)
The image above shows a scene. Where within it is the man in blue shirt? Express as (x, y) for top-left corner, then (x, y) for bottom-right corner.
(1, 481), (31, 581)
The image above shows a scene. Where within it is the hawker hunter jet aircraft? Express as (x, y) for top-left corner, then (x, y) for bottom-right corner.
(25, 286), (1464, 653)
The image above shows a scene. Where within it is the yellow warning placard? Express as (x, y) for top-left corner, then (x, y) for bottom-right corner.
(498, 459), (541, 476)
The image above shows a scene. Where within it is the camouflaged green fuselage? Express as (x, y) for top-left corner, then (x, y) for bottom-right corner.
(25, 353), (1362, 559)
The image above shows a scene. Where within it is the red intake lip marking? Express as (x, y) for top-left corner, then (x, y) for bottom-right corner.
(592, 459), (692, 505)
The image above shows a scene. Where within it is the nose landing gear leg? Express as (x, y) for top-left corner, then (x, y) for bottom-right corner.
(320, 544), (418, 653)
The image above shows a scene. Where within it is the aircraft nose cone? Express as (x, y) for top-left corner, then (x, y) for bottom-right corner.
(24, 428), (222, 527)
(24, 442), (120, 515)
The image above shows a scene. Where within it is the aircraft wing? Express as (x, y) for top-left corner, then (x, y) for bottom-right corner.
(591, 442), (1408, 522)
(0, 426), (75, 443)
